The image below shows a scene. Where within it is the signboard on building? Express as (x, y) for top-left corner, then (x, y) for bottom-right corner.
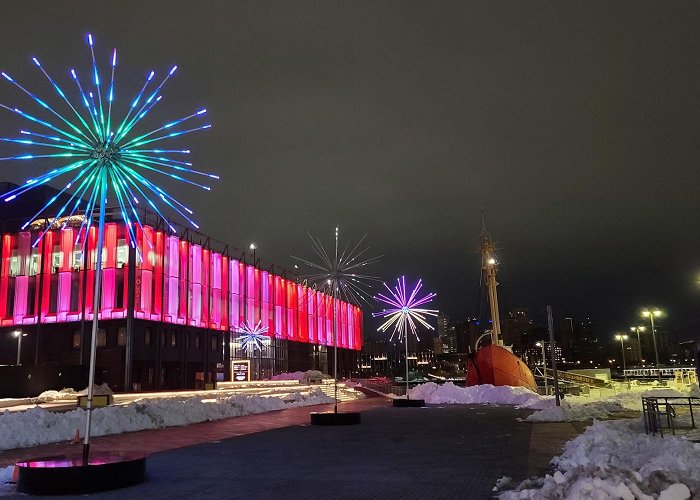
(231, 360), (250, 382)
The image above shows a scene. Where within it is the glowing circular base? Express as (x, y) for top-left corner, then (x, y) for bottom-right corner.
(393, 398), (425, 408)
(310, 411), (361, 425)
(16, 454), (146, 495)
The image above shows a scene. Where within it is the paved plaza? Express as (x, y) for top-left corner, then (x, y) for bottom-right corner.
(1, 396), (580, 499)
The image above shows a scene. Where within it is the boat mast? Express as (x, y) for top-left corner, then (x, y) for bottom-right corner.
(479, 210), (502, 346)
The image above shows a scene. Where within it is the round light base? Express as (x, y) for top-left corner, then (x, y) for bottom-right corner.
(310, 411), (361, 425)
(16, 454), (146, 495)
(393, 398), (425, 408)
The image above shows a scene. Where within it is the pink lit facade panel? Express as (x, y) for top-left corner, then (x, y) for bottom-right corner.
(0, 223), (363, 351)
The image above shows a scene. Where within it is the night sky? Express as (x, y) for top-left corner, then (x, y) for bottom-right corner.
(1, 2), (699, 336)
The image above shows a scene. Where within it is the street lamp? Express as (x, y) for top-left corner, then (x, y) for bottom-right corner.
(13, 330), (25, 366)
(535, 341), (548, 395)
(641, 308), (663, 380)
(630, 326), (646, 365)
(614, 334), (629, 379)
(249, 243), (257, 266)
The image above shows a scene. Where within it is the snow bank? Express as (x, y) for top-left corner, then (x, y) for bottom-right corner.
(498, 419), (700, 499)
(408, 382), (551, 408)
(0, 388), (333, 451)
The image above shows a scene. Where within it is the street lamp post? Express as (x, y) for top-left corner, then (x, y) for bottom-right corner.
(614, 334), (629, 380)
(249, 243), (257, 267)
(535, 341), (548, 395)
(14, 330), (24, 366)
(641, 308), (662, 380)
(630, 326), (646, 366)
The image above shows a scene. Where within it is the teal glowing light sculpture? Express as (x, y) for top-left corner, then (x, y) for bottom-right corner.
(0, 34), (216, 462)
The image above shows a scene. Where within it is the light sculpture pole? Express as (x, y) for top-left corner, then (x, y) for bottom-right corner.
(614, 333), (629, 380)
(630, 325), (646, 365)
(14, 330), (24, 366)
(641, 308), (663, 380)
(373, 277), (437, 402)
(249, 242), (257, 266)
(535, 341), (547, 395)
(292, 226), (381, 415)
(0, 34), (216, 463)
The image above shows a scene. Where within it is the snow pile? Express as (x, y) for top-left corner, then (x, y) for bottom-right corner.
(0, 388), (333, 451)
(498, 419), (700, 499)
(408, 382), (551, 408)
(271, 370), (326, 383)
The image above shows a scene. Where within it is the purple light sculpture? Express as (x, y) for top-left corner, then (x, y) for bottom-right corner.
(373, 277), (437, 399)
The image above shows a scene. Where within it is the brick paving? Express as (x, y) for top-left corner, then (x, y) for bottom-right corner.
(1, 398), (582, 499)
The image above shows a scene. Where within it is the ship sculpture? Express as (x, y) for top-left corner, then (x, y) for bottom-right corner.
(465, 213), (537, 391)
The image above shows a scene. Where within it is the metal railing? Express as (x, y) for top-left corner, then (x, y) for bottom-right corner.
(642, 396), (699, 437)
(357, 379), (406, 397)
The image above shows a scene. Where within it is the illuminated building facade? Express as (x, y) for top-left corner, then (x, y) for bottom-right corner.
(0, 206), (362, 392)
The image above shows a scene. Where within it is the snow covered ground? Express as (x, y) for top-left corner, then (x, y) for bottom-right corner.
(496, 418), (700, 499)
(0, 388), (333, 451)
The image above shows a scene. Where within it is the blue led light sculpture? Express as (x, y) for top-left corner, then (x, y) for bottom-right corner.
(0, 34), (216, 463)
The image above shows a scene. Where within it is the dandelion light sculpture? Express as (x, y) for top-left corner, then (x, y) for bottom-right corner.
(236, 320), (271, 355)
(292, 226), (381, 414)
(235, 320), (271, 380)
(373, 276), (437, 400)
(0, 34), (216, 463)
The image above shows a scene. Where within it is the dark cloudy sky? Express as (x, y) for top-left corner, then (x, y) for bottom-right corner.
(1, 1), (699, 335)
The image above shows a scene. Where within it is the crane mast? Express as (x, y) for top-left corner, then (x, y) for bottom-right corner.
(479, 212), (502, 346)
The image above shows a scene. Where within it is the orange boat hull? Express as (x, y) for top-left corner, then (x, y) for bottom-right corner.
(466, 344), (537, 391)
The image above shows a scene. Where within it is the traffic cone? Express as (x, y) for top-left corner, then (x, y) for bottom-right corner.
(72, 428), (80, 444)
(11, 465), (19, 483)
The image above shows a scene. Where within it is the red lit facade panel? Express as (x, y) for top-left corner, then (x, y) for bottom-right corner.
(307, 289), (316, 344)
(274, 276), (284, 339)
(201, 248), (210, 329)
(261, 271), (271, 335)
(297, 284), (308, 342)
(229, 258), (241, 331)
(0, 223), (362, 351)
